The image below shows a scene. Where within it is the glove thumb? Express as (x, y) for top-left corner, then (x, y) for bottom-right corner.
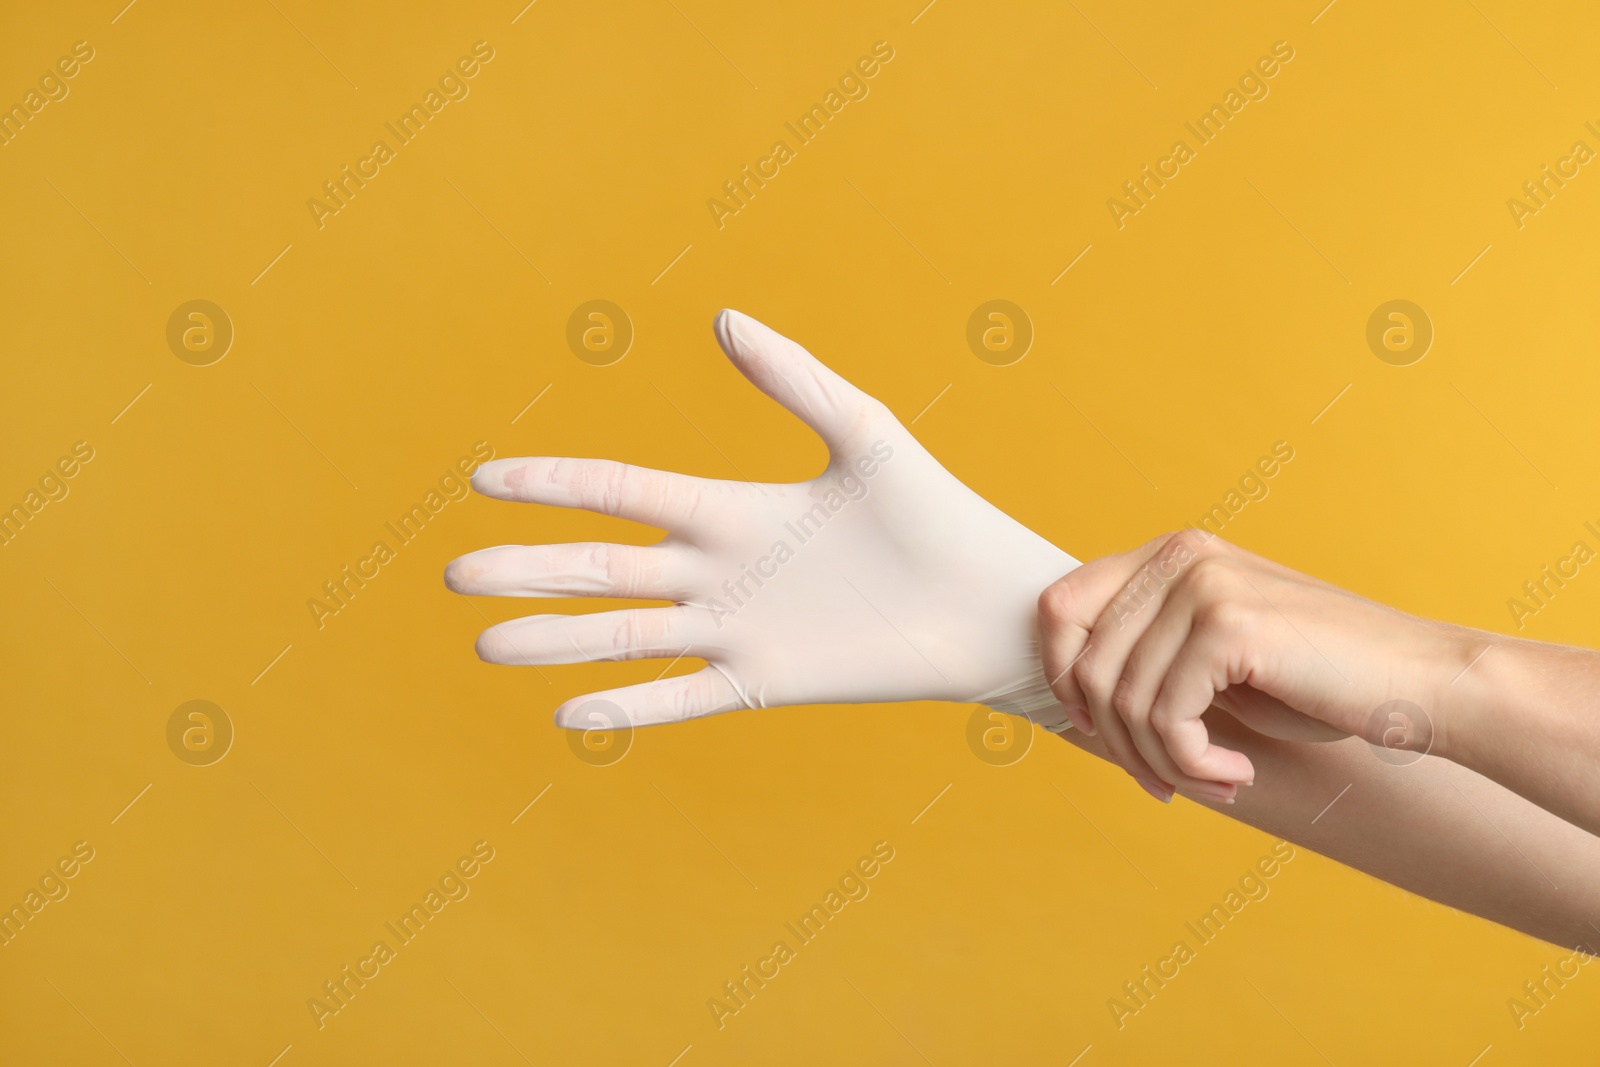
(713, 309), (884, 451)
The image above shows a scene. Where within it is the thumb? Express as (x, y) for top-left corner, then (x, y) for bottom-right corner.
(1214, 686), (1352, 743)
(713, 309), (885, 449)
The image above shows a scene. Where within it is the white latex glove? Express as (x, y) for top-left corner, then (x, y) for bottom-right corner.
(446, 310), (1081, 730)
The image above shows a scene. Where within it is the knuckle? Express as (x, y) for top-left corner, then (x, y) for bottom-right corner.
(596, 543), (637, 596)
(1073, 655), (1116, 704)
(624, 464), (671, 524)
(1197, 597), (1255, 636)
(1148, 704), (1180, 739)
(611, 610), (647, 656)
(602, 463), (633, 514)
(1138, 529), (1213, 591)
(1162, 528), (1207, 564)
(671, 677), (711, 722)
(1179, 526), (1229, 556)
(1109, 677), (1142, 721)
(1183, 555), (1236, 598)
(573, 461), (627, 513)
(1038, 577), (1078, 626)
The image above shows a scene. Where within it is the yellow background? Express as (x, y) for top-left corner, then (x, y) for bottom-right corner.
(4, 0), (1599, 1063)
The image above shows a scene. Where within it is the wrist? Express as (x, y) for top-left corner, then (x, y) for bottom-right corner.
(1426, 623), (1507, 765)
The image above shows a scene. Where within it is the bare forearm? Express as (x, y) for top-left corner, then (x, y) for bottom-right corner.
(1448, 631), (1600, 838)
(1055, 708), (1600, 953)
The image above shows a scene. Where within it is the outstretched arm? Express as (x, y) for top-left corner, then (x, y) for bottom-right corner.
(447, 310), (1600, 954)
(1056, 712), (1600, 954)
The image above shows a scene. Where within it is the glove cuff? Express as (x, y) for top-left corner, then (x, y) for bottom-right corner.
(980, 676), (1075, 734)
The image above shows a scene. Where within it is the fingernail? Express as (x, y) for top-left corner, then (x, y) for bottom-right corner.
(1071, 708), (1096, 736)
(1184, 781), (1236, 802)
(1134, 777), (1173, 804)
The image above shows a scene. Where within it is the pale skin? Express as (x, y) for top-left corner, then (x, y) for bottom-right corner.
(1039, 530), (1600, 951)
(1055, 710), (1600, 954)
(1038, 530), (1600, 838)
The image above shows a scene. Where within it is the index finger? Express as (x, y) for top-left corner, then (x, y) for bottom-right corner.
(1038, 534), (1170, 732)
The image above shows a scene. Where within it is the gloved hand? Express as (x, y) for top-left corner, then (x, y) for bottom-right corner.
(446, 310), (1080, 731)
